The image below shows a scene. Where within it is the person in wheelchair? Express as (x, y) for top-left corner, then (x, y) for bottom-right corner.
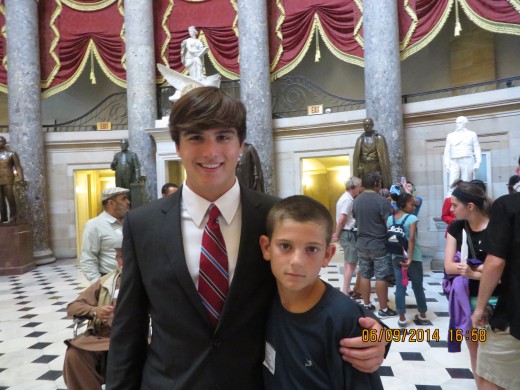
(63, 245), (123, 389)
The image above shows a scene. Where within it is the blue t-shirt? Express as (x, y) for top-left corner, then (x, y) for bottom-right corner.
(413, 196), (423, 216)
(263, 283), (383, 390)
(386, 213), (422, 261)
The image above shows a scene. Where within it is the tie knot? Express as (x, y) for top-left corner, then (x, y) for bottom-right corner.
(208, 203), (221, 222)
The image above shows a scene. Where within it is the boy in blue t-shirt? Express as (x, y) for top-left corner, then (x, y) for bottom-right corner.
(260, 195), (383, 389)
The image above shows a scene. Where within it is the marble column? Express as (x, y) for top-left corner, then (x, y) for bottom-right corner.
(124, 0), (158, 201)
(237, 0), (275, 194)
(363, 0), (404, 184)
(5, 0), (55, 264)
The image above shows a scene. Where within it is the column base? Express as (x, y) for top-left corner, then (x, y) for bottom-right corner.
(34, 248), (56, 266)
(0, 223), (35, 275)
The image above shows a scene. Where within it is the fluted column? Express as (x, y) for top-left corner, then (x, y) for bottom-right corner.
(363, 0), (404, 183)
(5, 0), (55, 264)
(124, 0), (158, 201)
(237, 0), (275, 194)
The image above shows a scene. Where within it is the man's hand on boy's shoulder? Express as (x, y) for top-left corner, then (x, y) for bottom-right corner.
(338, 317), (388, 373)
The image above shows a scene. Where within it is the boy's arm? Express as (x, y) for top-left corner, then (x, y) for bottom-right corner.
(339, 314), (390, 373)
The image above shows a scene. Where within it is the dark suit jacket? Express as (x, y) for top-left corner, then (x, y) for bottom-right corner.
(106, 186), (279, 389)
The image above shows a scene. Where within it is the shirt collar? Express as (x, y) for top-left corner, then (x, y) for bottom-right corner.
(100, 210), (119, 224)
(182, 179), (241, 227)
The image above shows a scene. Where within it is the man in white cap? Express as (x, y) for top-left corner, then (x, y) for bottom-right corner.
(80, 187), (130, 284)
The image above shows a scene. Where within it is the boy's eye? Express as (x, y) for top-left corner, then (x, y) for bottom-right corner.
(307, 246), (320, 254)
(279, 243), (291, 250)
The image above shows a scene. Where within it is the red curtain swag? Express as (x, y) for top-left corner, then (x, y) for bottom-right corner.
(0, 0), (518, 96)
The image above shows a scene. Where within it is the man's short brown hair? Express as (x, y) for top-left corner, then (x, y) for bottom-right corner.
(169, 87), (247, 145)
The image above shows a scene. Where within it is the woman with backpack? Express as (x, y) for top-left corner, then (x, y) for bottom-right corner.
(387, 191), (428, 328)
(443, 180), (498, 387)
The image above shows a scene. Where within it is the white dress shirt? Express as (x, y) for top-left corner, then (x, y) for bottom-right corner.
(181, 179), (242, 288)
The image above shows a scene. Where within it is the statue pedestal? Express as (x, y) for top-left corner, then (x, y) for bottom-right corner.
(130, 183), (147, 209)
(431, 217), (448, 271)
(0, 223), (34, 275)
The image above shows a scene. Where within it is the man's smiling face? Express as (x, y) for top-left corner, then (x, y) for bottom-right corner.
(176, 127), (242, 201)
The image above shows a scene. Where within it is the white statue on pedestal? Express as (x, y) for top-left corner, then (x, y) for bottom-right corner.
(157, 26), (221, 102)
(181, 26), (209, 82)
(444, 116), (481, 184)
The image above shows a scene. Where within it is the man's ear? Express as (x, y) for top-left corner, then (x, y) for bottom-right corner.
(322, 243), (336, 268)
(259, 235), (271, 261)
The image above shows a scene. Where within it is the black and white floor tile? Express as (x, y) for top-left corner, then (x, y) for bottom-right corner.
(0, 257), (478, 389)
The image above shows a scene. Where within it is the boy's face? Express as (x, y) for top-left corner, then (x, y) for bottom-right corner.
(259, 219), (335, 294)
(176, 127), (242, 201)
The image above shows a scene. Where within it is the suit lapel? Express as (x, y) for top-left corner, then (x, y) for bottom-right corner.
(160, 189), (209, 323)
(218, 188), (264, 324)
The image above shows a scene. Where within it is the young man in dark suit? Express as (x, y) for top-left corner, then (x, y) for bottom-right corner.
(106, 87), (387, 389)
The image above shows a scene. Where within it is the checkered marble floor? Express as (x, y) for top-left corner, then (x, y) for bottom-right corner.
(0, 258), (478, 389)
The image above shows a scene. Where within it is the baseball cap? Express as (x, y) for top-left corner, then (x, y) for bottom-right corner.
(101, 187), (129, 201)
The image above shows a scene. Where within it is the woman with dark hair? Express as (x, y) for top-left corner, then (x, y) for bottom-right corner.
(443, 181), (499, 387)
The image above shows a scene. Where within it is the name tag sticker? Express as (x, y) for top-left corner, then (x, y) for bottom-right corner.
(263, 341), (276, 375)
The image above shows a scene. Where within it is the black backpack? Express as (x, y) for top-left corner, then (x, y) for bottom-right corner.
(385, 214), (411, 255)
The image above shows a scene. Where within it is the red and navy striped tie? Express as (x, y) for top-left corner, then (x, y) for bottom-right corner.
(198, 204), (229, 327)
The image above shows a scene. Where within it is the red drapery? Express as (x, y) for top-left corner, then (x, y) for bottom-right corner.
(0, 0), (518, 96)
(39, 0), (126, 98)
(398, 0), (453, 60)
(460, 0), (520, 34)
(270, 0), (363, 79)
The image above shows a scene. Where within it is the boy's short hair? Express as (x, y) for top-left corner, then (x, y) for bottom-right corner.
(266, 195), (333, 245)
(362, 171), (381, 189)
(169, 86), (247, 145)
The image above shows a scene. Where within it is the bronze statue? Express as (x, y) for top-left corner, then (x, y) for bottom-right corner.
(236, 142), (264, 192)
(110, 139), (141, 189)
(352, 118), (392, 188)
(0, 136), (24, 223)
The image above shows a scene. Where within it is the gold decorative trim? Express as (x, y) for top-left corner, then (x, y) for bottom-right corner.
(230, 0), (239, 37)
(353, 0), (364, 49)
(400, 0), (418, 51)
(401, 0), (454, 61)
(160, 0), (174, 67)
(271, 13), (318, 80)
(506, 0), (520, 14)
(269, 0), (285, 72)
(61, 0), (117, 11)
(459, 0), (520, 35)
(117, 0), (126, 71)
(315, 16), (364, 67)
(41, 0), (63, 89)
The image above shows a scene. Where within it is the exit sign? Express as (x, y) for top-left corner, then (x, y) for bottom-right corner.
(307, 104), (323, 115)
(97, 122), (112, 131)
